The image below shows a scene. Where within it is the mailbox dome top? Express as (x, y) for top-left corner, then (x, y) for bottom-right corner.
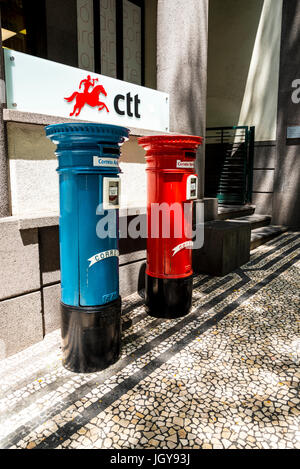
(45, 123), (129, 144)
(138, 134), (203, 151)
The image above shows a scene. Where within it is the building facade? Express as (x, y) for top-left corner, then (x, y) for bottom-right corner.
(0, 0), (299, 358)
(206, 0), (300, 227)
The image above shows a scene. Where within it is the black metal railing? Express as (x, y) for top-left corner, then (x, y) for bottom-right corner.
(205, 126), (255, 205)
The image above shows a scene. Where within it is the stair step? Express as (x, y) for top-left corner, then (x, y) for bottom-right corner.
(228, 214), (272, 230)
(218, 204), (256, 220)
(219, 173), (244, 177)
(251, 225), (289, 250)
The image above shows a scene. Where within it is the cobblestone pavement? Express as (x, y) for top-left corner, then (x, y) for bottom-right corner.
(0, 232), (299, 450)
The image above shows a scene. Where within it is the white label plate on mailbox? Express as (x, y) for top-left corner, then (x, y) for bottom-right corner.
(93, 156), (119, 168)
(176, 160), (195, 169)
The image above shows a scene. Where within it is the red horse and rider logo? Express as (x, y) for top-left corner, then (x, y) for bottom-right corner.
(64, 75), (109, 117)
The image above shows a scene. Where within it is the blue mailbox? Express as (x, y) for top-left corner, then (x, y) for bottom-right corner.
(45, 123), (129, 373)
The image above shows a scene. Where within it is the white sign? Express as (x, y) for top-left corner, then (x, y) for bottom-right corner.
(93, 156), (119, 167)
(176, 160), (195, 169)
(88, 249), (119, 268)
(287, 126), (300, 139)
(4, 49), (170, 132)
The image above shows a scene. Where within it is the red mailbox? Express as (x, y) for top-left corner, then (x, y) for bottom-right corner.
(138, 135), (203, 319)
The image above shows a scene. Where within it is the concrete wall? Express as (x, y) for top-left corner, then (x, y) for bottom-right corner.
(0, 7), (11, 218)
(207, 0), (283, 215)
(207, 0), (282, 140)
(156, 0), (209, 199)
(273, 0), (300, 228)
(7, 122), (147, 216)
(252, 141), (277, 214)
(0, 217), (43, 358)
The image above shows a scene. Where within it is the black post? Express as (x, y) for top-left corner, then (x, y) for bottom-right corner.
(247, 126), (255, 204)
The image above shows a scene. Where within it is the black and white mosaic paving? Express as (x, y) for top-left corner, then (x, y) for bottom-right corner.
(0, 232), (299, 449)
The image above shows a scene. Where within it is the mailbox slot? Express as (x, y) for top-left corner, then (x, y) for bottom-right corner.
(102, 146), (120, 155)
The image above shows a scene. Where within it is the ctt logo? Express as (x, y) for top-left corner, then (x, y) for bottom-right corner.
(65, 75), (109, 117)
(64, 74), (141, 118)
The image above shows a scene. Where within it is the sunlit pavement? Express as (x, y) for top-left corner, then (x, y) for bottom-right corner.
(0, 232), (299, 449)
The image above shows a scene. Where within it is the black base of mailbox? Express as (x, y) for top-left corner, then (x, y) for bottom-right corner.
(145, 274), (193, 319)
(61, 297), (121, 373)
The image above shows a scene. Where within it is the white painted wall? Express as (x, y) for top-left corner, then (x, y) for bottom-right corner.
(7, 123), (59, 215)
(7, 123), (147, 216)
(237, 0), (283, 141)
